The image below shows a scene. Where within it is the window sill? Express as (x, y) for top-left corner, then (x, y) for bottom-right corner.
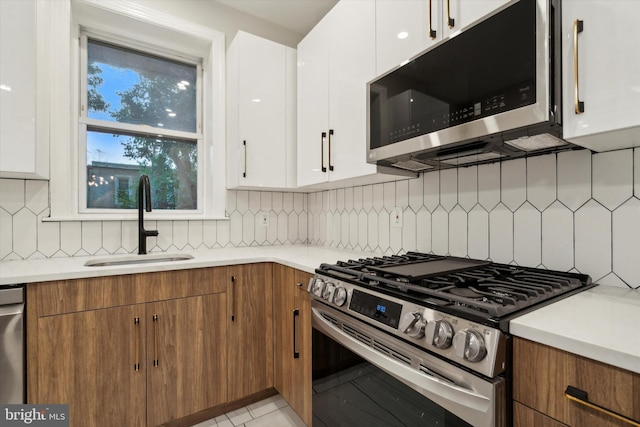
(42, 213), (230, 222)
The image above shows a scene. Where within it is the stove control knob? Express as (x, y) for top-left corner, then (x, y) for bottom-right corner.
(399, 312), (426, 339)
(310, 279), (325, 297)
(453, 329), (486, 363)
(333, 287), (348, 306)
(426, 320), (454, 349)
(322, 283), (336, 301)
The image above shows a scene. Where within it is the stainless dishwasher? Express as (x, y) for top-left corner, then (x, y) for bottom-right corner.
(0, 284), (25, 403)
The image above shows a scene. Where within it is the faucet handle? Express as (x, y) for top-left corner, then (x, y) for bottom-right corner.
(146, 230), (159, 237)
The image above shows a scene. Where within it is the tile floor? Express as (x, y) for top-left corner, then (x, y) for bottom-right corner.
(191, 394), (306, 427)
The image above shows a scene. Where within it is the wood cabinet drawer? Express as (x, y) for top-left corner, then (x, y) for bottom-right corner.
(513, 338), (640, 427)
(30, 267), (226, 316)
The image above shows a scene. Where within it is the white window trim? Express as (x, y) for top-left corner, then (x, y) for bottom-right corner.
(47, 0), (227, 221)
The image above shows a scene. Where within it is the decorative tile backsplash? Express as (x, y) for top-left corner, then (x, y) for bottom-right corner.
(0, 184), (307, 260)
(1, 148), (638, 288)
(307, 148), (639, 289)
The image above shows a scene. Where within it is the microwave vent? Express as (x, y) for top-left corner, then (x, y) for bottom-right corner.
(505, 133), (568, 152)
(392, 159), (435, 172)
(439, 151), (504, 166)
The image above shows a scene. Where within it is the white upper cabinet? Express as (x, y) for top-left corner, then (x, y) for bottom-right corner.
(561, 1), (640, 151)
(375, 0), (508, 76)
(375, 0), (435, 78)
(226, 31), (296, 189)
(298, 0), (407, 188)
(0, 0), (49, 179)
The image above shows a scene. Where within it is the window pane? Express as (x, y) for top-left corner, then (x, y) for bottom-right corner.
(87, 39), (197, 133)
(87, 129), (197, 210)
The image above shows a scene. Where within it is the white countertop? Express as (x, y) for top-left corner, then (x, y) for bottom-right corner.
(2, 245), (638, 375)
(0, 245), (374, 285)
(511, 285), (640, 374)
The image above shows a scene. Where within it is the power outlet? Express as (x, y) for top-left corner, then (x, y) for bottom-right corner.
(258, 211), (269, 227)
(391, 207), (403, 228)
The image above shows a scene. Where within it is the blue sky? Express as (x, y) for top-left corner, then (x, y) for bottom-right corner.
(86, 63), (140, 166)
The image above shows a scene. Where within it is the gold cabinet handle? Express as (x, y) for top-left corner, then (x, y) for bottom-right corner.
(573, 20), (585, 114)
(134, 317), (140, 372)
(242, 140), (247, 178)
(152, 314), (159, 367)
(446, 0), (455, 28)
(565, 386), (640, 427)
(428, 0), (437, 39)
(328, 129), (334, 172)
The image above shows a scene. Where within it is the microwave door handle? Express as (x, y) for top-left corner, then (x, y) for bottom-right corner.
(447, 0), (455, 28)
(428, 0), (437, 39)
(574, 19), (585, 114)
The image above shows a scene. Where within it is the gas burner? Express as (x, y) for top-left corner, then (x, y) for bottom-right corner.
(449, 287), (483, 299)
(317, 253), (593, 321)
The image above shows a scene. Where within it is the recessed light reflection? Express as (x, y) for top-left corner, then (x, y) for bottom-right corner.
(0, 84), (11, 92)
(397, 31), (409, 39)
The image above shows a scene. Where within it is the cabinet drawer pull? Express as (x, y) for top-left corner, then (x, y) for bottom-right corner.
(573, 19), (585, 114)
(565, 386), (640, 426)
(243, 140), (247, 178)
(321, 132), (327, 173)
(134, 317), (140, 372)
(231, 275), (236, 321)
(428, 0), (437, 39)
(446, 0), (454, 28)
(293, 309), (300, 359)
(328, 129), (334, 171)
(152, 314), (159, 367)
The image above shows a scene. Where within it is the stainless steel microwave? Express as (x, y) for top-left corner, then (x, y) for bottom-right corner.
(367, 0), (578, 172)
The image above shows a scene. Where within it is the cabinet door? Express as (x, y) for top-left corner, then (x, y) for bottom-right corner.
(229, 32), (288, 189)
(441, 0), (510, 38)
(34, 305), (146, 427)
(561, 1), (640, 150)
(326, 0), (378, 183)
(375, 0), (434, 75)
(146, 294), (227, 426)
(227, 264), (274, 401)
(297, 18), (330, 187)
(513, 338), (640, 427)
(0, 0), (48, 179)
(273, 265), (312, 426)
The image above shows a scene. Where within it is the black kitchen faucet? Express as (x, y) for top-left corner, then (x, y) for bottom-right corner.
(138, 174), (159, 255)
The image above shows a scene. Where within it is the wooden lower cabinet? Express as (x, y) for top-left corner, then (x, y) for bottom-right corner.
(35, 304), (147, 426)
(273, 265), (312, 426)
(28, 268), (228, 427)
(226, 263), (274, 401)
(146, 294), (227, 426)
(513, 337), (640, 427)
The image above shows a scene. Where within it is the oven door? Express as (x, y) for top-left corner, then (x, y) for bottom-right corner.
(311, 300), (506, 427)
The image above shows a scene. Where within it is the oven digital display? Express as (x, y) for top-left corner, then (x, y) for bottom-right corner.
(349, 290), (402, 329)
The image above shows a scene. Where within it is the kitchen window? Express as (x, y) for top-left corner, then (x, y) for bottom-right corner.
(47, 1), (226, 221)
(81, 36), (200, 211)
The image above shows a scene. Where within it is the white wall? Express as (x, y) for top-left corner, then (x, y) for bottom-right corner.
(132, 0), (304, 48)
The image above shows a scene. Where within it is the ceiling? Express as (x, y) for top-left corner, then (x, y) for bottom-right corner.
(214, 0), (339, 35)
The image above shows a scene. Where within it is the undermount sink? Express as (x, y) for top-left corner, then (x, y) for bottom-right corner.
(84, 253), (194, 267)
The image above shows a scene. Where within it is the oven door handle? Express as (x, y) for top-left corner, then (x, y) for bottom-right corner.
(311, 305), (504, 427)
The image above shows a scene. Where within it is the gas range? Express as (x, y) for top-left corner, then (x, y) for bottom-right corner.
(308, 252), (594, 378)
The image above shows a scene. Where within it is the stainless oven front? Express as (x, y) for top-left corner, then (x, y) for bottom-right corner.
(311, 300), (506, 427)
